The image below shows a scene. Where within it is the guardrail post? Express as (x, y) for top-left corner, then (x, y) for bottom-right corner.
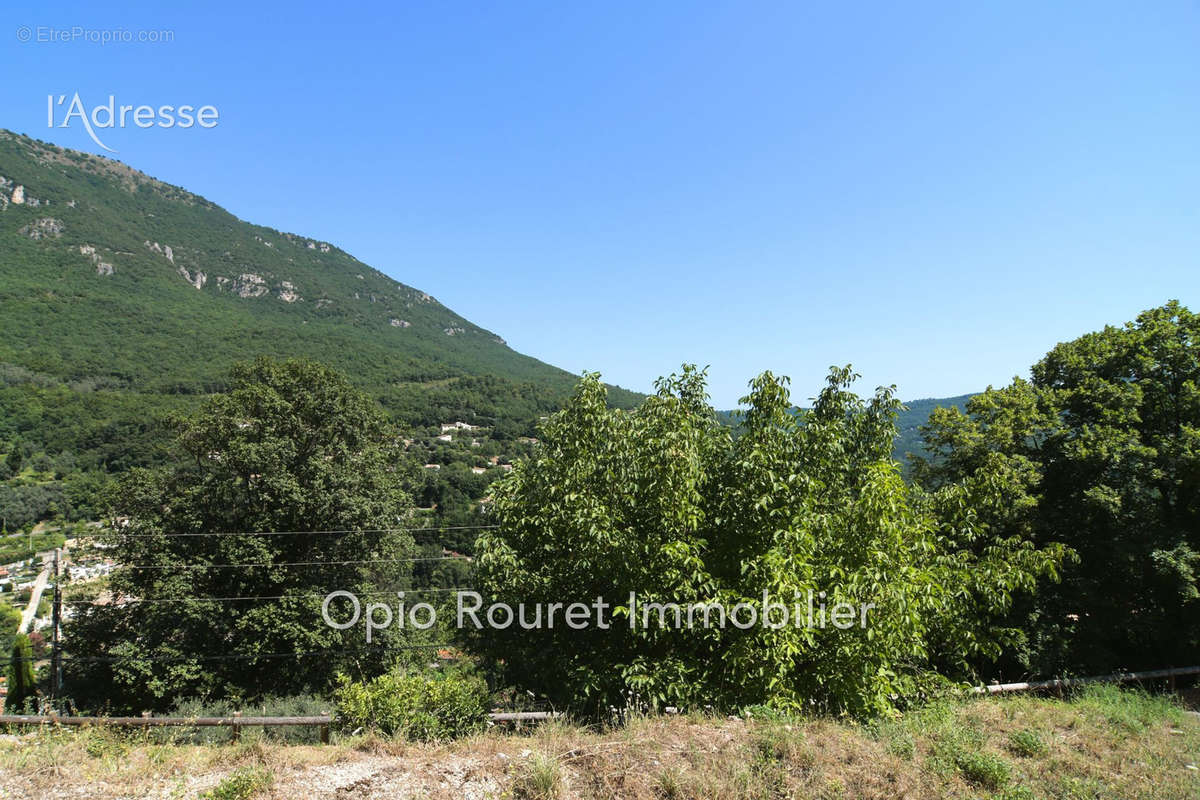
(320, 712), (330, 745)
(231, 711), (241, 743)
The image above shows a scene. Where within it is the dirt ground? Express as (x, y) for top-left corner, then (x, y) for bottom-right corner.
(0, 689), (1198, 800)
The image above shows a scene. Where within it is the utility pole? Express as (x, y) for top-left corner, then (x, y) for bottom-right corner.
(51, 548), (62, 702)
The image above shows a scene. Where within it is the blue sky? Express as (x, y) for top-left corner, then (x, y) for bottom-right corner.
(3, 2), (1198, 407)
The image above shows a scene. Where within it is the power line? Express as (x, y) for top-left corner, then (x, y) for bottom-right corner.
(100, 524), (500, 539)
(0, 643), (459, 666)
(62, 586), (478, 605)
(116, 554), (473, 571)
(68, 644), (455, 664)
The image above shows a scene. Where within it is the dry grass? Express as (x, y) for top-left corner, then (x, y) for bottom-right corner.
(0, 687), (1196, 799)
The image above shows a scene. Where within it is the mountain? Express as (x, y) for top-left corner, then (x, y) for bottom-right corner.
(716, 393), (978, 468)
(893, 393), (975, 465)
(0, 130), (639, 487)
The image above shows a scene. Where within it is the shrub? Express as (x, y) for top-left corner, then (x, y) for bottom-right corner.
(169, 694), (333, 744)
(4, 634), (38, 713)
(335, 669), (489, 741)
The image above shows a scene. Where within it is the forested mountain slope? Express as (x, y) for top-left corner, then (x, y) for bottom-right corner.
(0, 131), (638, 482)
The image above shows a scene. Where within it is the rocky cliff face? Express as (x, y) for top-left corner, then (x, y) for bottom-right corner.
(0, 129), (642, 422)
(0, 131), (515, 348)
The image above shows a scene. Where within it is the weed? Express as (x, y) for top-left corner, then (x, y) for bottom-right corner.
(950, 746), (1011, 790)
(1007, 728), (1047, 758)
(993, 786), (1037, 800)
(198, 766), (273, 800)
(512, 751), (562, 800)
(655, 765), (684, 798)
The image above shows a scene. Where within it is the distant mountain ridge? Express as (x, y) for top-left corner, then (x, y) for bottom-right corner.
(0, 130), (639, 473)
(716, 393), (977, 467)
(892, 393), (975, 464)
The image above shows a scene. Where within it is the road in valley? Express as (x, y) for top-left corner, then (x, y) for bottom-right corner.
(16, 553), (53, 634)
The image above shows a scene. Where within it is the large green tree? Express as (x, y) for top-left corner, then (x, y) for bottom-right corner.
(474, 366), (1063, 716)
(4, 633), (37, 713)
(64, 358), (418, 711)
(915, 301), (1200, 675)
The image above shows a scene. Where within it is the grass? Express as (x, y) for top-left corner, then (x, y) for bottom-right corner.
(512, 751), (564, 799)
(198, 767), (273, 800)
(1007, 728), (1048, 758)
(946, 744), (1011, 789)
(0, 687), (1195, 798)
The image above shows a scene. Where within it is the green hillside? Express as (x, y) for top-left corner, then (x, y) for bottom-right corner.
(718, 394), (977, 467)
(893, 393), (975, 463)
(0, 130), (638, 522)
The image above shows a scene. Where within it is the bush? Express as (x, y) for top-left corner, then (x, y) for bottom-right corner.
(169, 694), (333, 744)
(335, 669), (489, 741)
(4, 634), (38, 713)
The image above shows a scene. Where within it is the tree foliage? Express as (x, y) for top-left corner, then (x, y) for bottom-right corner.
(0, 131), (640, 540)
(4, 633), (37, 713)
(474, 365), (1064, 716)
(63, 358), (418, 711)
(915, 301), (1200, 674)
(334, 669), (489, 740)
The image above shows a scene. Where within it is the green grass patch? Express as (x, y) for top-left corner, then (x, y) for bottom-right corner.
(948, 745), (1011, 789)
(1007, 728), (1047, 758)
(199, 766), (273, 800)
(1072, 685), (1182, 733)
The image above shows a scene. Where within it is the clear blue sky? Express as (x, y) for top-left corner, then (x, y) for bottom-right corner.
(4, 2), (1198, 407)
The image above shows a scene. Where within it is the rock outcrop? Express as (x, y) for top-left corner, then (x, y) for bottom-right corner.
(277, 281), (301, 302)
(178, 266), (207, 290)
(18, 218), (63, 240)
(226, 273), (269, 298)
(79, 244), (114, 276)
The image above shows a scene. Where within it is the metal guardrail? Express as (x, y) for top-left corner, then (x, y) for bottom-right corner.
(0, 712), (334, 743)
(973, 665), (1200, 694)
(0, 709), (561, 743)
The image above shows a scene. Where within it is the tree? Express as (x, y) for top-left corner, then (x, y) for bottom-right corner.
(4, 442), (23, 477)
(915, 301), (1200, 675)
(64, 358), (419, 711)
(474, 366), (1063, 716)
(5, 634), (38, 713)
(0, 604), (23, 671)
